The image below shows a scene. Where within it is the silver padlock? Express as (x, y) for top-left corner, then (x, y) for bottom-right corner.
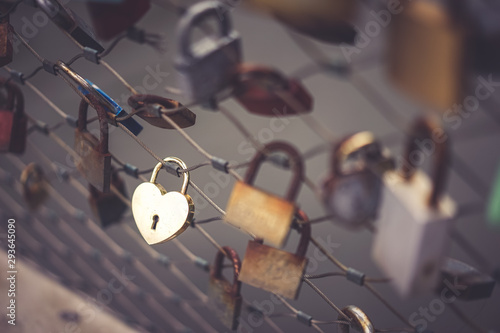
(320, 131), (394, 230)
(174, 1), (242, 104)
(372, 116), (456, 297)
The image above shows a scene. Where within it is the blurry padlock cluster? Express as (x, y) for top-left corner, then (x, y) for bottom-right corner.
(0, 0), (499, 332)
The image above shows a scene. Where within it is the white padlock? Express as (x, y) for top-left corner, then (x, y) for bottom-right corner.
(372, 116), (456, 298)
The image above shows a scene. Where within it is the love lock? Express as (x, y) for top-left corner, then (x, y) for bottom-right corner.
(0, 78), (27, 154)
(131, 157), (194, 245)
(337, 306), (374, 333)
(238, 210), (310, 300)
(233, 64), (312, 116)
(487, 162), (500, 226)
(208, 246), (243, 331)
(127, 94), (196, 129)
(20, 163), (49, 211)
(320, 131), (393, 230)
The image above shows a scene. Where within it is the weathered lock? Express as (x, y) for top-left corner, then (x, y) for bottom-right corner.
(36, 0), (104, 52)
(225, 141), (304, 247)
(435, 258), (495, 301)
(20, 163), (49, 211)
(337, 305), (374, 333)
(320, 131), (393, 230)
(238, 210), (310, 299)
(175, 1), (242, 103)
(388, 0), (464, 111)
(233, 64), (312, 116)
(131, 157), (194, 245)
(86, 0), (151, 41)
(0, 3), (13, 67)
(0, 78), (27, 154)
(89, 168), (128, 228)
(208, 246), (242, 331)
(245, 0), (357, 44)
(127, 94), (196, 129)
(74, 96), (112, 193)
(372, 116), (457, 297)
(487, 163), (500, 226)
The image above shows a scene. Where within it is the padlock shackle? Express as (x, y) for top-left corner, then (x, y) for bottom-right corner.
(244, 141), (304, 202)
(332, 131), (377, 177)
(212, 246), (242, 297)
(401, 116), (449, 208)
(150, 157), (190, 194)
(78, 95), (109, 155)
(295, 210), (311, 257)
(337, 305), (374, 333)
(0, 78), (24, 116)
(177, 1), (233, 62)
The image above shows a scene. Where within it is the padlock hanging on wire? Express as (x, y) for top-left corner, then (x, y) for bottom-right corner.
(174, 1), (242, 105)
(487, 162), (500, 226)
(0, 78), (27, 154)
(225, 141), (304, 248)
(207, 246), (243, 331)
(372, 116), (457, 298)
(0, 2), (14, 68)
(238, 210), (310, 300)
(244, 0), (358, 44)
(21, 163), (49, 211)
(131, 157), (195, 245)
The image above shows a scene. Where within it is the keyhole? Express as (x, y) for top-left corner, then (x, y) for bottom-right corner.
(151, 214), (160, 230)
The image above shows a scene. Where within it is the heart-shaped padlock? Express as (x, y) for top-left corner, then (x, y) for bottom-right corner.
(131, 157), (194, 245)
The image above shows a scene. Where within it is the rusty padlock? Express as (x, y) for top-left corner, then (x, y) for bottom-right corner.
(20, 163), (49, 211)
(225, 141), (304, 247)
(388, 0), (465, 111)
(245, 0), (358, 44)
(233, 64), (312, 116)
(0, 78), (27, 154)
(127, 94), (196, 129)
(89, 168), (128, 228)
(0, 2), (13, 67)
(320, 132), (393, 230)
(207, 246), (243, 331)
(86, 0), (151, 41)
(74, 96), (111, 193)
(238, 210), (310, 299)
(435, 258), (496, 301)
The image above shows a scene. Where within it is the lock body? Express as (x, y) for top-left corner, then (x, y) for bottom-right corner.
(0, 80), (27, 154)
(487, 165), (500, 225)
(175, 1), (242, 103)
(372, 170), (456, 297)
(239, 240), (307, 299)
(388, 1), (464, 110)
(208, 275), (242, 330)
(225, 181), (295, 247)
(87, 0), (151, 41)
(234, 65), (312, 116)
(128, 94), (196, 129)
(20, 163), (49, 211)
(0, 3), (13, 67)
(89, 171), (128, 228)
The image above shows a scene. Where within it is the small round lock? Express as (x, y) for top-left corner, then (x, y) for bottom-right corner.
(337, 305), (374, 333)
(131, 157), (195, 245)
(20, 163), (49, 211)
(321, 131), (390, 229)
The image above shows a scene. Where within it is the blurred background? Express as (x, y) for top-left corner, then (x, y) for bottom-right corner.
(0, 0), (499, 332)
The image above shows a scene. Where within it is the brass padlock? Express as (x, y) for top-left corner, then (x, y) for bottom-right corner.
(74, 96), (112, 193)
(372, 116), (457, 297)
(131, 157), (194, 245)
(238, 210), (310, 299)
(245, 0), (357, 44)
(20, 163), (49, 211)
(86, 0), (151, 41)
(127, 94), (196, 129)
(233, 64), (313, 116)
(0, 3), (13, 67)
(388, 0), (465, 111)
(320, 132), (393, 230)
(208, 246), (243, 331)
(0, 78), (27, 154)
(436, 258), (496, 301)
(89, 168), (128, 228)
(225, 141), (304, 247)
(337, 305), (374, 333)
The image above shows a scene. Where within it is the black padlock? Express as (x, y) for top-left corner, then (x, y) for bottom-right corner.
(0, 78), (27, 154)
